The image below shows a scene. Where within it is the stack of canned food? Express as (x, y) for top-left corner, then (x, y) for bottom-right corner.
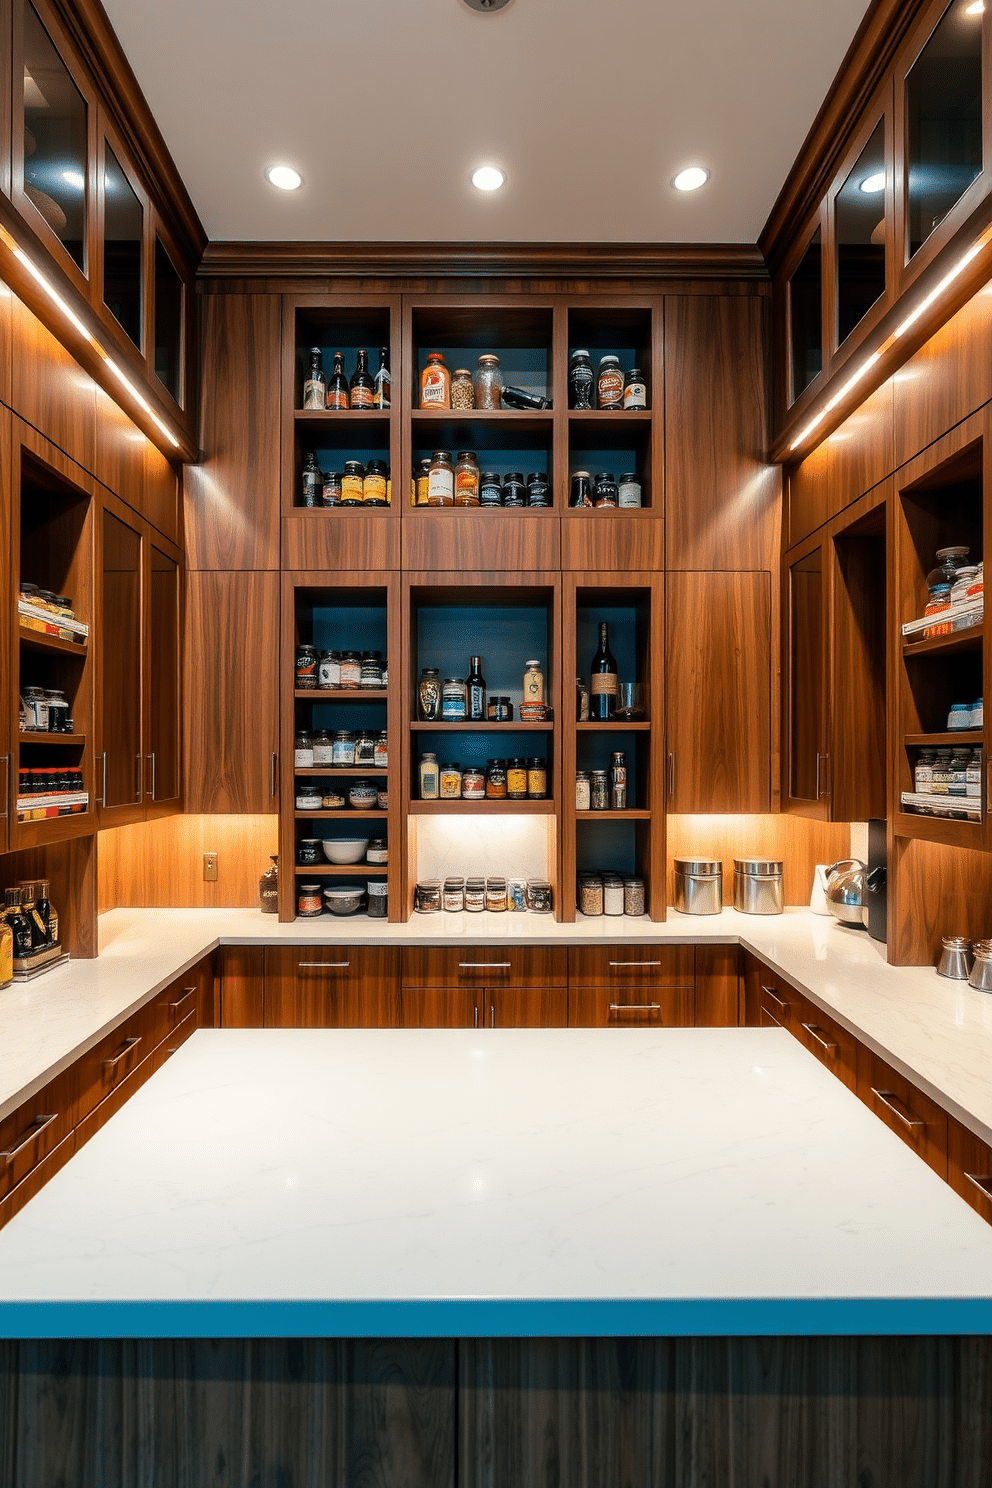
(414, 876), (553, 913)
(577, 871), (646, 917)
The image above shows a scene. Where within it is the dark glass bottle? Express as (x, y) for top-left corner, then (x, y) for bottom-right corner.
(35, 878), (58, 946)
(467, 655), (487, 720)
(300, 451), (322, 507)
(501, 386), (550, 410)
(349, 348), (374, 409)
(373, 347), (391, 410)
(568, 350), (595, 409)
(4, 887), (34, 959)
(589, 621), (618, 720)
(327, 351), (349, 410)
(302, 347), (326, 410)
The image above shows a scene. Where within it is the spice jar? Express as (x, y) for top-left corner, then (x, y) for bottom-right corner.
(618, 472), (642, 508)
(312, 730), (334, 767)
(419, 752), (440, 800)
(623, 368), (647, 409)
(367, 838), (389, 864)
(43, 689), (68, 733)
(374, 732), (389, 768)
(569, 471), (594, 508)
(454, 450), (480, 506)
(367, 880), (388, 918)
(575, 771), (591, 810)
(485, 758), (507, 799)
(322, 470), (342, 507)
(442, 677), (467, 720)
(488, 696), (513, 722)
(579, 875), (604, 916)
(480, 472), (503, 507)
(341, 461), (365, 506)
(300, 452), (322, 507)
(360, 651), (383, 688)
(610, 751), (628, 810)
(415, 457), (432, 506)
(597, 355), (624, 410)
(527, 473), (551, 508)
(462, 764), (486, 800)
(451, 368), (474, 409)
(355, 730), (376, 766)
(440, 762), (463, 798)
(590, 769), (610, 810)
(339, 651), (362, 688)
(294, 731), (314, 769)
(428, 449), (455, 505)
(296, 784), (322, 810)
(523, 659), (545, 706)
(443, 877), (466, 912)
(295, 643), (319, 689)
(415, 879), (442, 912)
(486, 878), (508, 912)
(923, 582), (952, 638)
(363, 460), (388, 506)
(528, 878), (553, 913)
(507, 758), (528, 800)
(420, 353), (450, 408)
(333, 730), (356, 767)
(624, 877), (646, 916)
(502, 472), (527, 507)
(419, 668), (441, 721)
(594, 473), (619, 508)
(318, 650), (340, 689)
(527, 757), (547, 799)
(465, 877), (486, 911)
(474, 354), (504, 410)
(568, 350), (595, 409)
(297, 839), (322, 866)
(603, 875), (625, 915)
(298, 883), (323, 917)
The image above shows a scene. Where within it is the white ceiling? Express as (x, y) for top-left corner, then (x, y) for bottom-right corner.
(101, 0), (873, 244)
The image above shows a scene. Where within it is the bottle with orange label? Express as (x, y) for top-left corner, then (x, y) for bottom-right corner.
(327, 351), (349, 410)
(421, 352), (451, 408)
(454, 450), (480, 506)
(349, 349), (375, 409)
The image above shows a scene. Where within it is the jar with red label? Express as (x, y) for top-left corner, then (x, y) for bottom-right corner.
(462, 765), (486, 800)
(298, 882), (323, 917)
(454, 450), (480, 506)
(421, 352), (451, 408)
(597, 355), (624, 410)
(295, 644), (318, 689)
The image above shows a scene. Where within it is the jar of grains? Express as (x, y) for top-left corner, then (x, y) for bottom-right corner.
(474, 354), (503, 410)
(579, 875), (604, 916)
(451, 369), (474, 409)
(575, 770), (591, 810)
(623, 877), (646, 916)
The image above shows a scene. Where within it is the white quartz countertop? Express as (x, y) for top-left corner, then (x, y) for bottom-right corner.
(1, 1028), (991, 1338)
(4, 906), (992, 1152)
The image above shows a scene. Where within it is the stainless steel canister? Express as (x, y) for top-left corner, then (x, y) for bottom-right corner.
(673, 859), (723, 915)
(733, 859), (784, 915)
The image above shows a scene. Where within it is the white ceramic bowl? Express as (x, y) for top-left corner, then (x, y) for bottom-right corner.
(322, 884), (366, 915)
(321, 837), (370, 865)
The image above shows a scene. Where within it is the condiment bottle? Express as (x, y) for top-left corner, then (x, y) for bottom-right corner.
(421, 352), (451, 408)
(303, 347), (326, 410)
(341, 461), (365, 506)
(467, 656), (487, 720)
(618, 472), (642, 508)
(454, 450), (480, 506)
(4, 888), (34, 959)
(373, 347), (391, 409)
(349, 349), (375, 409)
(363, 460), (388, 506)
(597, 355), (624, 410)
(523, 659), (545, 706)
(623, 367), (647, 409)
(507, 758), (528, 800)
(327, 351), (349, 410)
(485, 759), (507, 799)
(527, 757), (547, 799)
(442, 678), (467, 720)
(415, 457), (433, 506)
(428, 450), (455, 505)
(300, 451), (323, 507)
(568, 350), (595, 409)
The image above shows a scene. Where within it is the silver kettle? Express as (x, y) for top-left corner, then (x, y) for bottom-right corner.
(824, 859), (867, 927)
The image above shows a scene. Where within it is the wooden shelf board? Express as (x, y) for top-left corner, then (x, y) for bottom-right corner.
(12, 812), (94, 849)
(295, 767), (388, 776)
(18, 625), (89, 657)
(294, 810), (388, 820)
(18, 733), (86, 745)
(575, 720), (650, 730)
(294, 690), (388, 700)
(405, 505), (558, 518)
(902, 630), (983, 658)
(291, 863), (389, 876)
(904, 731), (983, 745)
(892, 811), (983, 848)
(294, 409), (390, 423)
(575, 809), (652, 820)
(411, 408), (552, 424)
(562, 507), (659, 518)
(411, 721), (554, 732)
(409, 800), (554, 815)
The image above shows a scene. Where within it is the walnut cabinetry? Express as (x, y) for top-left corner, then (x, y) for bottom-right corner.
(401, 946), (568, 1029)
(262, 945), (401, 1028)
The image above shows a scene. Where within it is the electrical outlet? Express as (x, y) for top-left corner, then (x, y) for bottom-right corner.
(203, 853), (218, 882)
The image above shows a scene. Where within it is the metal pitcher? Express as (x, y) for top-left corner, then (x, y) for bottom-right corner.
(824, 859), (867, 928)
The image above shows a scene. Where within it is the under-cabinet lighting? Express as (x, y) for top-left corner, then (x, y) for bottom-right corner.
(102, 358), (180, 447)
(265, 164), (302, 191)
(965, 2), (984, 16)
(789, 353), (881, 451)
(860, 172), (885, 193)
(892, 238), (988, 338)
(471, 165), (505, 192)
(61, 169), (84, 191)
(12, 246), (92, 341)
(672, 166), (709, 192)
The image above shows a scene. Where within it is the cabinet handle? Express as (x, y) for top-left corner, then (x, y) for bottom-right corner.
(965, 1172), (992, 1200)
(608, 960), (662, 968)
(609, 1002), (661, 1012)
(762, 985), (788, 1014)
(135, 752), (142, 802)
(99, 752), (108, 808)
(870, 1087), (925, 1131)
(270, 753), (278, 798)
(103, 1036), (141, 1071)
(148, 753), (156, 802)
(168, 986), (197, 1012)
(815, 753), (830, 800)
(668, 752), (675, 798)
(490, 1004), (496, 1027)
(473, 1003), (478, 1029)
(0, 753), (8, 819)
(1, 1113), (57, 1162)
(801, 1022), (837, 1055)
(458, 961), (511, 969)
(298, 960), (350, 969)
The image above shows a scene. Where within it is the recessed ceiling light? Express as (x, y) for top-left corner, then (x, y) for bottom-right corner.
(265, 164), (302, 191)
(62, 169), (84, 190)
(463, 0), (513, 9)
(672, 166), (709, 192)
(472, 165), (505, 192)
(860, 172), (886, 194)
(965, 1), (984, 15)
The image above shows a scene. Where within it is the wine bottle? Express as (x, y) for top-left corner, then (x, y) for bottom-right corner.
(501, 385), (551, 410)
(302, 347), (326, 410)
(467, 655), (487, 720)
(373, 347), (391, 410)
(349, 348), (374, 409)
(326, 351), (348, 410)
(589, 621), (618, 720)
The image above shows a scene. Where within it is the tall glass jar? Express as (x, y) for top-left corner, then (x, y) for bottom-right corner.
(442, 678), (467, 720)
(474, 354), (503, 410)
(454, 450), (480, 506)
(419, 668), (441, 721)
(428, 450), (454, 505)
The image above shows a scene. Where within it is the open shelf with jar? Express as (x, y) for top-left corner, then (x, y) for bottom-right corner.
(560, 573), (666, 922)
(280, 573), (403, 922)
(893, 418), (988, 850)
(11, 432), (94, 850)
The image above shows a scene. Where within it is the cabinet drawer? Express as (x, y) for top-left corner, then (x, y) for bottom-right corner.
(402, 988), (479, 1028)
(74, 1012), (196, 1152)
(0, 1064), (78, 1202)
(947, 1117), (992, 1226)
(76, 1000), (161, 1123)
(401, 946), (566, 990)
(567, 945), (694, 989)
(0, 1130), (75, 1233)
(264, 945), (400, 1028)
(794, 996), (858, 1092)
(757, 973), (800, 1032)
(568, 986), (693, 1028)
(490, 987), (568, 1028)
(145, 965), (205, 1048)
(857, 1046), (948, 1178)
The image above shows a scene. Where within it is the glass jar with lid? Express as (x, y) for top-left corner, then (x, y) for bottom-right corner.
(465, 877), (486, 911)
(419, 668), (441, 721)
(451, 368), (474, 409)
(428, 450), (455, 505)
(294, 731), (314, 769)
(322, 470), (342, 507)
(355, 730), (376, 766)
(341, 461), (365, 506)
(502, 472), (526, 507)
(454, 451), (480, 506)
(440, 762), (463, 798)
(333, 730), (356, 767)
(462, 764), (486, 800)
(363, 460), (388, 506)
(603, 875), (625, 915)
(527, 878), (553, 913)
(485, 759), (507, 799)
(419, 752), (440, 800)
(374, 731), (389, 768)
(590, 769), (610, 810)
(527, 473), (551, 508)
(579, 874), (604, 916)
(623, 368), (647, 409)
(594, 473), (619, 508)
(318, 650), (340, 689)
(367, 838), (389, 864)
(295, 643), (319, 689)
(312, 730), (334, 766)
(339, 651), (362, 688)
(486, 877), (508, 912)
(442, 678), (467, 720)
(575, 770), (591, 810)
(443, 877), (466, 911)
(568, 350), (595, 409)
(480, 472), (503, 507)
(43, 689), (69, 733)
(597, 355), (624, 410)
(507, 758), (528, 800)
(360, 651), (383, 688)
(474, 354), (503, 410)
(527, 758), (547, 799)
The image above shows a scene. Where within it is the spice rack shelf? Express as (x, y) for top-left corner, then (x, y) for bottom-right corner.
(295, 863), (389, 877)
(574, 808), (652, 821)
(18, 733), (86, 746)
(575, 720), (651, 731)
(409, 800), (554, 816)
(904, 731), (983, 745)
(294, 689), (389, 701)
(411, 408), (552, 424)
(567, 411), (652, 424)
(295, 767), (389, 777)
(902, 631), (983, 658)
(294, 810), (388, 821)
(410, 721), (554, 733)
(294, 410), (391, 425)
(18, 626), (88, 657)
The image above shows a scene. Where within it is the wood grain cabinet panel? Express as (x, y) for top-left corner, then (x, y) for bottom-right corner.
(184, 294), (281, 571)
(184, 570), (279, 813)
(0, 1063), (78, 1202)
(143, 443), (180, 546)
(75, 1000), (162, 1124)
(402, 988), (479, 1028)
(793, 995), (858, 1093)
(947, 1116), (992, 1225)
(666, 571), (771, 814)
(568, 985), (693, 1028)
(694, 945), (741, 1027)
(402, 946), (566, 990)
(10, 296), (96, 472)
(856, 1045), (948, 1178)
(489, 987), (568, 1028)
(402, 513), (559, 573)
(665, 295), (779, 571)
(219, 946), (265, 1027)
(893, 285), (992, 469)
(567, 944), (693, 989)
(263, 946), (400, 1028)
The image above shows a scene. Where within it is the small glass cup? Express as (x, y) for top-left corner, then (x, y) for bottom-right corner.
(615, 682), (646, 719)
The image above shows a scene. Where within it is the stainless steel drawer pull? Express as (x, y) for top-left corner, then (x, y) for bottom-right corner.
(608, 960), (662, 968)
(965, 1172), (992, 1200)
(458, 962), (511, 969)
(169, 987), (197, 1011)
(609, 1003), (661, 1012)
(870, 1088), (925, 1131)
(298, 961), (350, 969)
(1, 1113), (57, 1163)
(103, 1037), (141, 1071)
(762, 986), (787, 1013)
(800, 1022), (837, 1054)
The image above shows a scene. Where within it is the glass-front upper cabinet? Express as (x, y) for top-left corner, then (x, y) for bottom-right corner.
(147, 543), (181, 812)
(153, 233), (185, 407)
(905, 0), (983, 261)
(102, 141), (143, 351)
(20, 1), (89, 275)
(789, 228), (822, 404)
(836, 118), (888, 347)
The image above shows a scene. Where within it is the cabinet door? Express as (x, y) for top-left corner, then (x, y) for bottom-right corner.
(263, 946), (400, 1028)
(666, 572), (771, 813)
(145, 539), (182, 816)
(184, 570), (280, 813)
(402, 988), (479, 1028)
(784, 544), (828, 816)
(97, 502), (145, 825)
(487, 987), (568, 1028)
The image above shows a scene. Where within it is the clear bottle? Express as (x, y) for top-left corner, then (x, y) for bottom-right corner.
(259, 856), (278, 914)
(419, 668), (441, 721)
(428, 450), (455, 505)
(349, 348), (375, 409)
(589, 621), (618, 720)
(610, 751), (628, 810)
(575, 771), (591, 810)
(419, 752), (440, 800)
(568, 350), (595, 409)
(327, 351), (349, 410)
(467, 656), (487, 720)
(474, 354), (503, 410)
(523, 659), (545, 706)
(294, 731), (314, 768)
(303, 347), (327, 410)
(300, 451), (323, 507)
(454, 450), (480, 506)
(373, 347), (391, 409)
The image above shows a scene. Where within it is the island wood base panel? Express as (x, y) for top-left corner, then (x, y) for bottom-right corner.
(3, 1336), (992, 1487)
